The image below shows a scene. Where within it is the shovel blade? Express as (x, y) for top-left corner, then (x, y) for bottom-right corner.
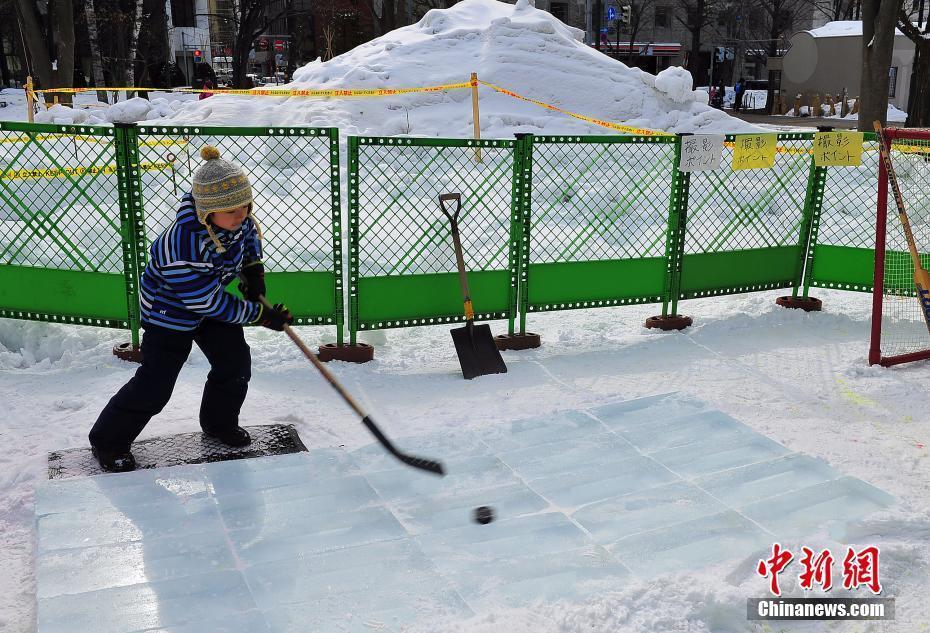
(450, 322), (508, 380)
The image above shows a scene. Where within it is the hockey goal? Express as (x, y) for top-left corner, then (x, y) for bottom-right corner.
(870, 127), (930, 367)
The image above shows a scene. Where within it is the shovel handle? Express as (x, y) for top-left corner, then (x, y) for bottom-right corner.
(438, 193), (461, 223)
(439, 193), (474, 321)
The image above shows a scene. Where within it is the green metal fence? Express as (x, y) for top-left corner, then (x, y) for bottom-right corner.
(0, 122), (132, 330)
(679, 133), (820, 302)
(0, 123), (342, 348)
(347, 137), (520, 343)
(522, 135), (678, 330)
(135, 125), (343, 339)
(805, 132), (880, 293)
(0, 123), (893, 353)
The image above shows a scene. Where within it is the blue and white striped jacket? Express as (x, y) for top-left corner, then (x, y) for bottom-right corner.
(140, 193), (262, 331)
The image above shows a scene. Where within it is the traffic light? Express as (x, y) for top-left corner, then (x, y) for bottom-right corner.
(620, 4), (632, 24)
(193, 49), (202, 63)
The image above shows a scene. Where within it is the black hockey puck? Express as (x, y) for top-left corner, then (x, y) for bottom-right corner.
(473, 506), (494, 524)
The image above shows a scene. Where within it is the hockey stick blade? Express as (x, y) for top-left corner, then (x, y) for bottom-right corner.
(916, 270), (930, 335)
(362, 416), (445, 475)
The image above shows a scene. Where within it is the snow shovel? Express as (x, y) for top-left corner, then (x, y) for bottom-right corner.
(438, 193), (508, 380)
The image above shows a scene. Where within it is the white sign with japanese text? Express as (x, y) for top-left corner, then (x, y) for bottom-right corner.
(679, 134), (725, 172)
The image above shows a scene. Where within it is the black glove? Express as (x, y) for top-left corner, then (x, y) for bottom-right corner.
(257, 302), (293, 331)
(238, 261), (266, 301)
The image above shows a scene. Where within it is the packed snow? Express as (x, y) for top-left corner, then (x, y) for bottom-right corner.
(13, 0), (756, 137)
(4, 290), (930, 632)
(2, 0), (929, 631)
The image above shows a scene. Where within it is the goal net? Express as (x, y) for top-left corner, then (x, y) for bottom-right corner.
(870, 128), (930, 367)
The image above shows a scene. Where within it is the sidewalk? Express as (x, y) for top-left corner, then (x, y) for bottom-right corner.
(729, 110), (862, 130)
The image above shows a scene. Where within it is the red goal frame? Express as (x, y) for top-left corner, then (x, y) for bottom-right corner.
(869, 126), (930, 367)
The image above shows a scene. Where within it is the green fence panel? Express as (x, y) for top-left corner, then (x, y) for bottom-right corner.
(0, 122), (131, 329)
(680, 133), (815, 299)
(134, 125), (343, 338)
(348, 137), (518, 342)
(523, 135), (677, 318)
(806, 132), (879, 293)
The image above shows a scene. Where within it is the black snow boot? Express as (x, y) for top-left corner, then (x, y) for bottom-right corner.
(92, 446), (137, 473)
(204, 426), (252, 448)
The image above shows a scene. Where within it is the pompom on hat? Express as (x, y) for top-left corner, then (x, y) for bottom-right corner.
(192, 146), (260, 252)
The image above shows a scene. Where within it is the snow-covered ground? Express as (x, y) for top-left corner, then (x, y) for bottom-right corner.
(2, 0), (928, 630)
(3, 289), (930, 632)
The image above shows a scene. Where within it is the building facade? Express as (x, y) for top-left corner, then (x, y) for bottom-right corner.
(781, 22), (914, 112)
(167, 0), (213, 82)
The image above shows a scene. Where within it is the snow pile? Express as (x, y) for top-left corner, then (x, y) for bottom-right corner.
(33, 96), (185, 126)
(153, 0), (756, 135)
(808, 20), (904, 38)
(653, 66), (703, 104)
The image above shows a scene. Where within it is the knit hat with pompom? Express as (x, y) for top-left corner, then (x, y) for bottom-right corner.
(191, 145), (256, 252)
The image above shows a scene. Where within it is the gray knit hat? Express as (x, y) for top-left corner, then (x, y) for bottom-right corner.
(192, 145), (256, 251)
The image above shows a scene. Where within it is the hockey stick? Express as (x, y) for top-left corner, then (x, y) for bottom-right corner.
(873, 121), (930, 334)
(258, 296), (445, 476)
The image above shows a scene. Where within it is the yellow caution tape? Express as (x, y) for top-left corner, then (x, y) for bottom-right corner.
(478, 80), (672, 137)
(1, 161), (172, 181)
(0, 133), (189, 147)
(33, 82), (473, 98)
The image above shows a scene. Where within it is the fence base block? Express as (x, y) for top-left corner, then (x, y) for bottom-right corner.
(776, 295), (822, 312)
(645, 314), (693, 331)
(495, 333), (541, 351)
(112, 342), (143, 363)
(318, 343), (374, 363)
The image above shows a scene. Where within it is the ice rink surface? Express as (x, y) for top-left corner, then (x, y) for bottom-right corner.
(35, 393), (894, 633)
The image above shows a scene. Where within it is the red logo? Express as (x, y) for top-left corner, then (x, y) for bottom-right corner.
(842, 546), (882, 594)
(757, 544), (882, 596)
(757, 543), (793, 596)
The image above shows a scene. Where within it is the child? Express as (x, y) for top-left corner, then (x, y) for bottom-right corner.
(88, 146), (293, 472)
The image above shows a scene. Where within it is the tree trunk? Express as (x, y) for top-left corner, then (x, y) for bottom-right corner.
(84, 0), (109, 103)
(126, 0), (145, 94)
(689, 25), (702, 85)
(14, 0), (74, 103)
(899, 9), (930, 128)
(905, 37), (930, 127)
(858, 0), (901, 131)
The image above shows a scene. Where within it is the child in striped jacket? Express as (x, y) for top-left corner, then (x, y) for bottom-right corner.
(88, 146), (293, 472)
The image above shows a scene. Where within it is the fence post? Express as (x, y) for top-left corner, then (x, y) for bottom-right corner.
(347, 135), (361, 348)
(777, 128), (828, 312)
(329, 127), (344, 346)
(317, 129), (372, 363)
(646, 133), (692, 330)
(496, 132), (540, 351)
(113, 122), (146, 361)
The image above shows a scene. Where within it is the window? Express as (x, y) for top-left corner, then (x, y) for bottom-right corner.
(549, 2), (568, 21)
(889, 66), (898, 97)
(654, 6), (669, 27)
(171, 0), (196, 27)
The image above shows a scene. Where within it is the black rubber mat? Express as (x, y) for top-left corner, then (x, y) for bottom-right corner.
(48, 424), (308, 480)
